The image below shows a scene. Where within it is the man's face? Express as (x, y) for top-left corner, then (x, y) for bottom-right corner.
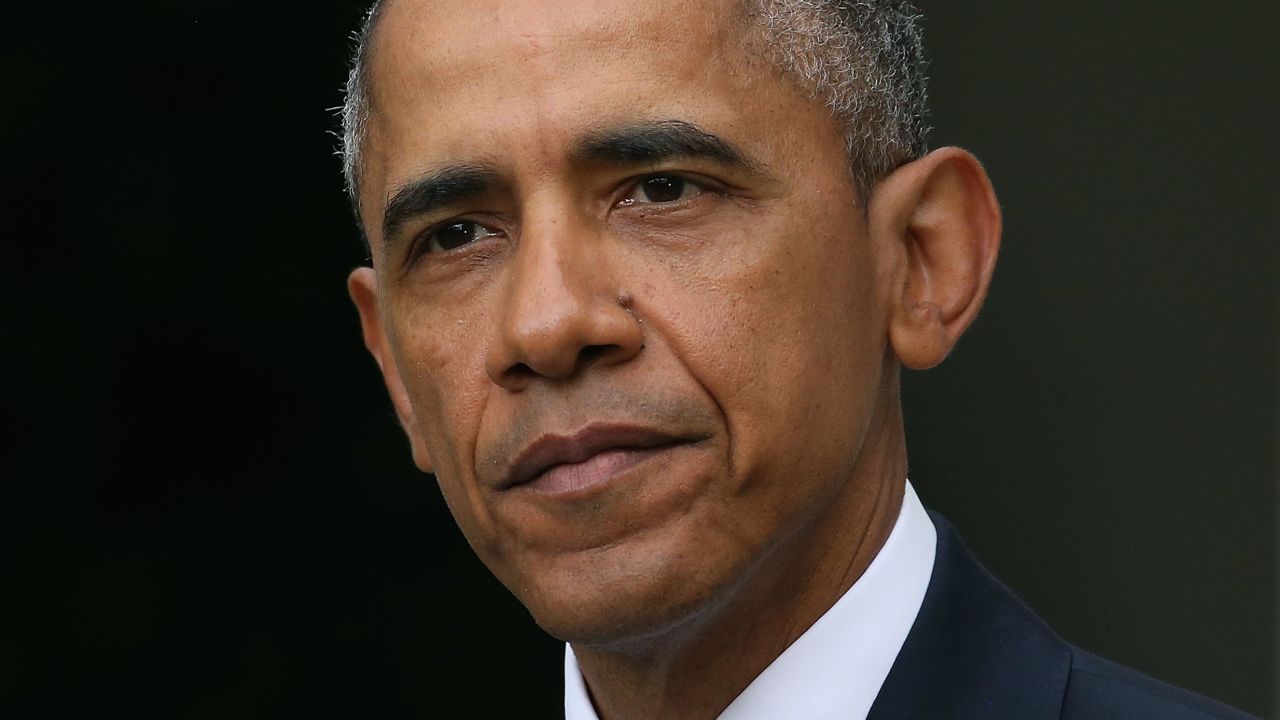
(355, 0), (900, 643)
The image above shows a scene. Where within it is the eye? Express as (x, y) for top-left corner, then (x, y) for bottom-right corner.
(421, 220), (502, 254)
(619, 174), (704, 206)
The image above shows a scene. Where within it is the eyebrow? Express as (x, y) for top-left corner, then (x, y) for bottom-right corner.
(573, 120), (759, 172)
(377, 121), (759, 258)
(380, 164), (500, 254)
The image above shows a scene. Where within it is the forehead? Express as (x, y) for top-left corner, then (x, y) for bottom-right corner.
(361, 0), (765, 174)
(367, 0), (756, 127)
(356, 0), (845, 246)
(371, 0), (747, 77)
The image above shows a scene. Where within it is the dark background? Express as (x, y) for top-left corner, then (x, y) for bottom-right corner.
(9, 2), (1276, 717)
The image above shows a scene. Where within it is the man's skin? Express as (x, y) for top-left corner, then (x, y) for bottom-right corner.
(347, 0), (1001, 717)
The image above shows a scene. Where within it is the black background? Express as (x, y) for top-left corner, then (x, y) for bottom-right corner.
(9, 2), (1277, 717)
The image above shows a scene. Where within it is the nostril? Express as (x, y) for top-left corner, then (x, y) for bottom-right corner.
(508, 362), (536, 379)
(578, 344), (612, 368)
(501, 345), (624, 384)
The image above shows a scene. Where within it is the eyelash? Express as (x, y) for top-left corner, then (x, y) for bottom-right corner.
(406, 217), (504, 266)
(404, 172), (719, 266)
(616, 173), (709, 207)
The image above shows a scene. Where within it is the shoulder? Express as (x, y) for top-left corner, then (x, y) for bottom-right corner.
(872, 512), (1260, 720)
(1062, 648), (1258, 720)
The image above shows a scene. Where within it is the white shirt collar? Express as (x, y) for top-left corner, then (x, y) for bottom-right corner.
(565, 481), (937, 720)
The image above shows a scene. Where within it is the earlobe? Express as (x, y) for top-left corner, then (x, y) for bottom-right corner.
(874, 147), (1002, 370)
(348, 267), (435, 473)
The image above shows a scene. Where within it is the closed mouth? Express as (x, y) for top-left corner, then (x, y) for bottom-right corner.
(501, 423), (693, 493)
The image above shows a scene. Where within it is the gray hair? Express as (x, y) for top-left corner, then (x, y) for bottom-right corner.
(339, 0), (928, 213)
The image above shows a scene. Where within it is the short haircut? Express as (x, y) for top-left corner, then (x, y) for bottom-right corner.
(338, 0), (929, 220)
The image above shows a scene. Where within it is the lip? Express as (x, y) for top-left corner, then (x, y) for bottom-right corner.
(499, 423), (691, 494)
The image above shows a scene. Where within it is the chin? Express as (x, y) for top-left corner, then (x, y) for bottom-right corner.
(512, 521), (750, 650)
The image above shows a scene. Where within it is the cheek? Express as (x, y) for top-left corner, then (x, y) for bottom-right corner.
(639, 205), (884, 495)
(387, 291), (497, 529)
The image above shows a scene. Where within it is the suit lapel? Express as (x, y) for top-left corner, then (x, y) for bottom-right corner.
(867, 513), (1071, 720)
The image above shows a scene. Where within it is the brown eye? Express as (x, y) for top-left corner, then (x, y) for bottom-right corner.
(619, 174), (703, 206)
(641, 176), (684, 202)
(426, 221), (500, 254)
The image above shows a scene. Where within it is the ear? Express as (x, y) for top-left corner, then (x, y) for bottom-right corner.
(348, 267), (435, 473)
(871, 147), (1002, 370)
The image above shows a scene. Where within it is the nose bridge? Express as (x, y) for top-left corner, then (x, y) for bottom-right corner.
(485, 196), (643, 387)
(509, 207), (597, 336)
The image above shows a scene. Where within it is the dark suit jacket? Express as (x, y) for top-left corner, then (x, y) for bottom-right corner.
(867, 513), (1258, 720)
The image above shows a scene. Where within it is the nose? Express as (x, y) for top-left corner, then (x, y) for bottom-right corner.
(484, 213), (644, 390)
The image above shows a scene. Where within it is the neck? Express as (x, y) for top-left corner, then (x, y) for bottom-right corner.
(572, 394), (909, 720)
